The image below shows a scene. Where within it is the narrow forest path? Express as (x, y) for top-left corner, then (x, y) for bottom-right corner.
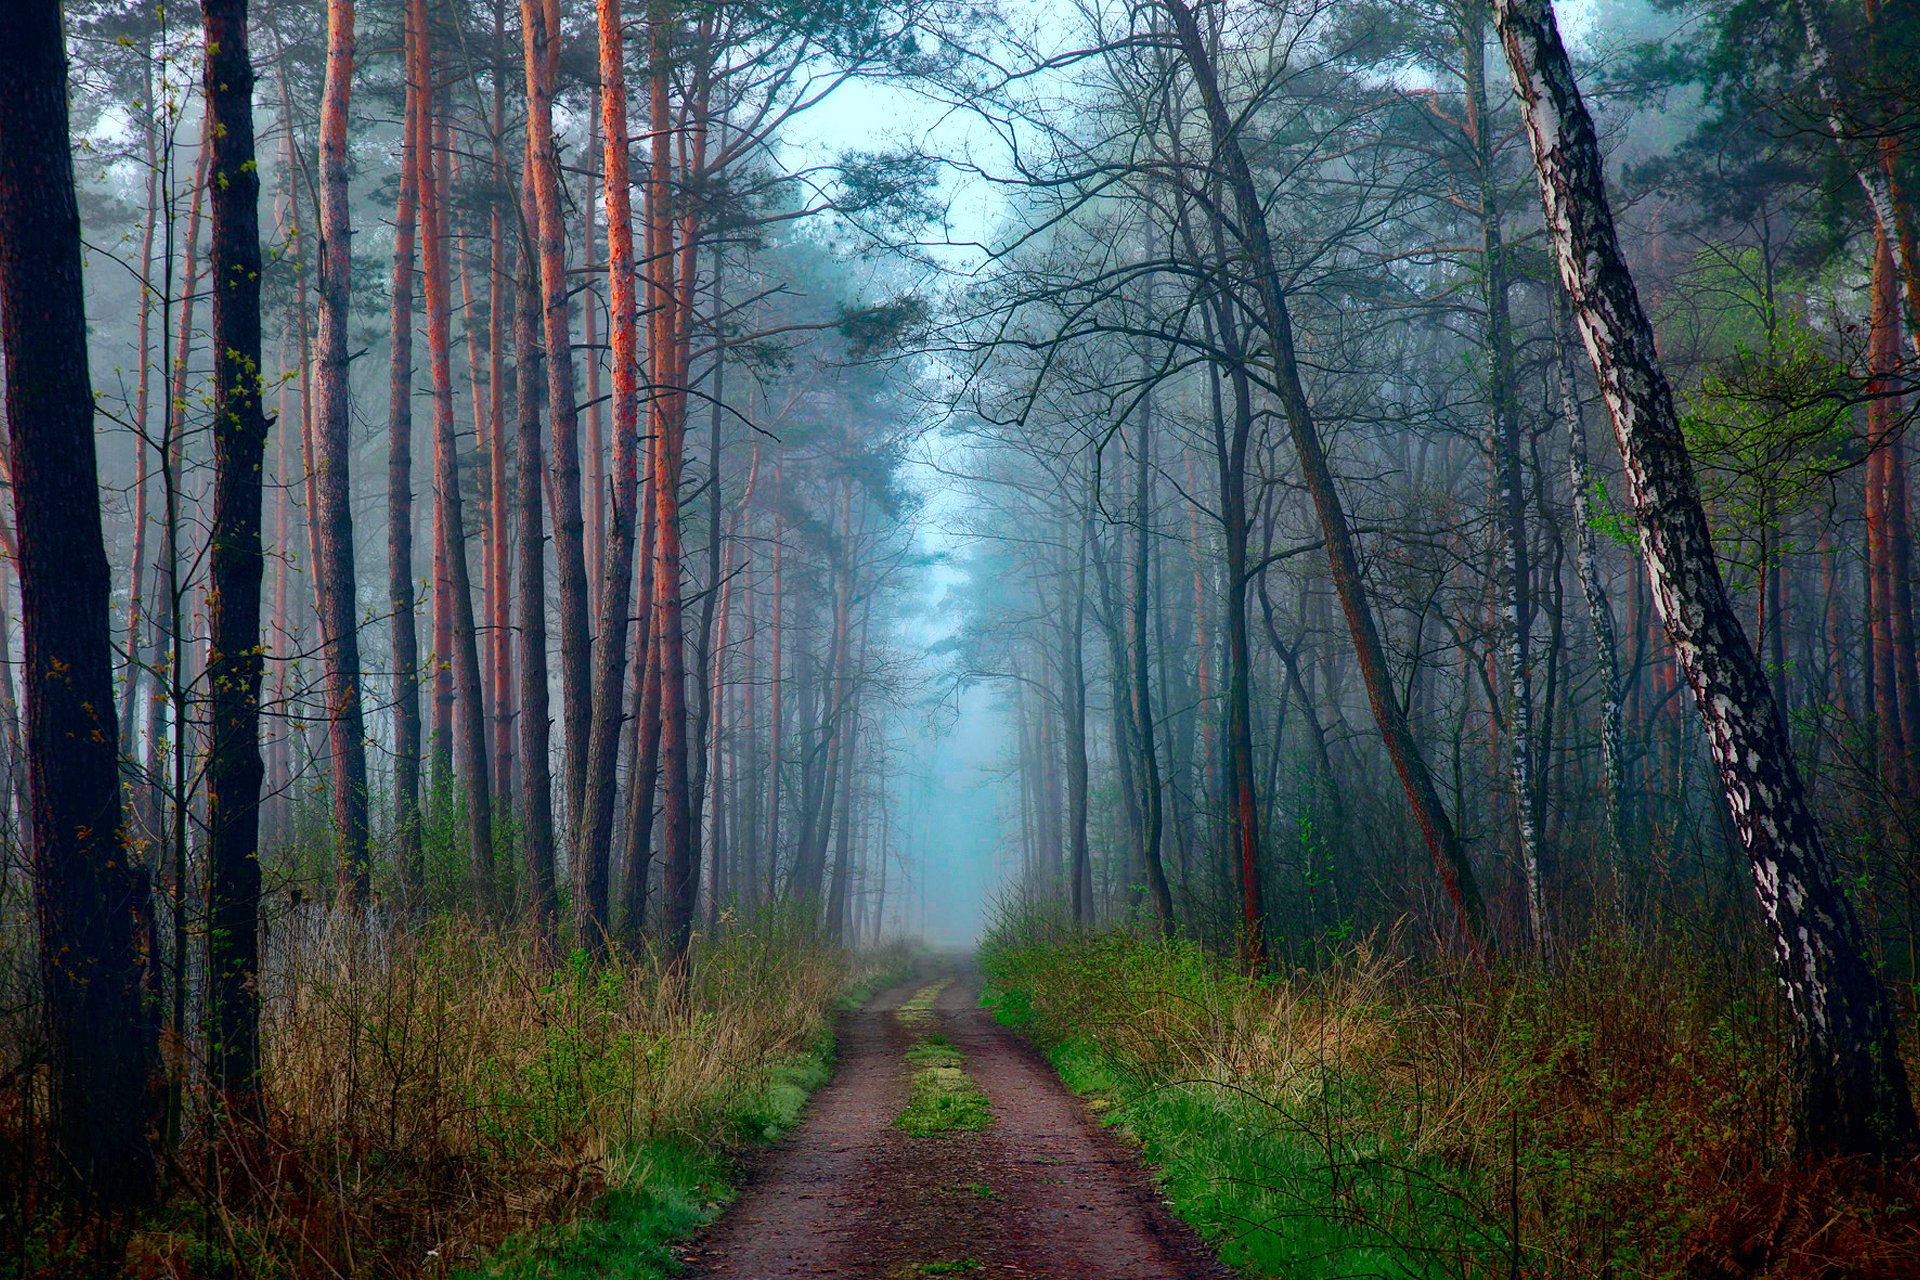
(683, 961), (1231, 1280)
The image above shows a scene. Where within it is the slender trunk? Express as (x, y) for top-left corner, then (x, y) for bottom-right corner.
(520, 0), (591, 827)
(489, 4), (514, 810)
(583, 101), (607, 590)
(457, 155), (495, 763)
(1201, 280), (1265, 965)
(1130, 385), (1174, 928)
(1164, 0), (1488, 945)
(419, 36), (494, 909)
(764, 502), (784, 898)
(620, 448), (664, 943)
(1066, 485), (1093, 927)
(314, 0), (371, 905)
(1495, 0), (1919, 1155)
(1869, 226), (1916, 796)
(575, 0), (644, 949)
(651, 0), (698, 956)
(826, 611), (867, 942)
(201, 0), (269, 1129)
(389, 7), (424, 891)
(514, 166), (558, 930)
(704, 446), (758, 920)
(122, 55), (161, 747)
(1465, 4), (1547, 957)
(1556, 295), (1629, 886)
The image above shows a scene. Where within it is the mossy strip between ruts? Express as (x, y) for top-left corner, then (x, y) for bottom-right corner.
(896, 1031), (991, 1135)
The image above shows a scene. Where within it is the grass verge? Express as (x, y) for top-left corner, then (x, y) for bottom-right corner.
(459, 1030), (835, 1279)
(980, 906), (1920, 1279)
(464, 950), (915, 1279)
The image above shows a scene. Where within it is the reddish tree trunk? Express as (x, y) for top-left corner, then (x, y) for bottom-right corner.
(574, 0), (645, 949)
(313, 0), (372, 904)
(520, 0), (591, 827)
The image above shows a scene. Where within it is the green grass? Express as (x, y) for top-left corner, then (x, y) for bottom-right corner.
(979, 933), (1508, 1280)
(461, 1040), (832, 1279)
(1034, 1038), (1500, 1279)
(895, 1032), (991, 1137)
(906, 1033), (964, 1069)
(896, 1055), (992, 1136)
(895, 979), (950, 1030)
(462, 958), (916, 1279)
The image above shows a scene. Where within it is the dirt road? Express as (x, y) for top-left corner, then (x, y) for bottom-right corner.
(684, 962), (1230, 1280)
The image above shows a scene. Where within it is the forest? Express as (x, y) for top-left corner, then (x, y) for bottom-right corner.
(3, 0), (1920, 1274)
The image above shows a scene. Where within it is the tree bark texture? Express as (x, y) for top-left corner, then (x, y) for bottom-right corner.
(1495, 0), (1919, 1154)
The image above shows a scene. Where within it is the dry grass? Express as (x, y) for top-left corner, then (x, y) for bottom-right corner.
(983, 908), (1920, 1278)
(1, 904), (866, 1279)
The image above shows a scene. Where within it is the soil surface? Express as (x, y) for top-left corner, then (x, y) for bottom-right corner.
(683, 960), (1232, 1280)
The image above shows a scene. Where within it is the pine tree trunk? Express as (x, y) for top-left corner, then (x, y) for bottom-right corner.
(314, 0), (372, 905)
(418, 40), (494, 909)
(389, 5), (424, 892)
(0, 2), (160, 1204)
(514, 165), (558, 930)
(488, 12), (514, 812)
(121, 54), (161, 749)
(1495, 0), (1919, 1155)
(575, 0), (644, 949)
(764, 502), (784, 899)
(201, 0), (269, 1129)
(1869, 227), (1917, 797)
(650, 0), (697, 957)
(519, 0), (591, 828)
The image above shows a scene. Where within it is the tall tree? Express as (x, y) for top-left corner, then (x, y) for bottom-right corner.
(514, 167), (559, 930)
(389, 0), (424, 893)
(1493, 0), (1919, 1155)
(200, 0), (270, 1128)
(1162, 0), (1489, 947)
(575, 0), (644, 949)
(1462, 0), (1548, 957)
(520, 0), (592, 826)
(418, 4), (494, 907)
(650, 0), (700, 958)
(313, 0), (372, 905)
(0, 0), (160, 1208)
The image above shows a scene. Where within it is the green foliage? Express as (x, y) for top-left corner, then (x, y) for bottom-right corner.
(1672, 251), (1856, 581)
(976, 912), (1899, 1279)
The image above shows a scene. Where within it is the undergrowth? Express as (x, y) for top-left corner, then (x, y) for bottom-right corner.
(980, 905), (1920, 1279)
(0, 906), (902, 1279)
